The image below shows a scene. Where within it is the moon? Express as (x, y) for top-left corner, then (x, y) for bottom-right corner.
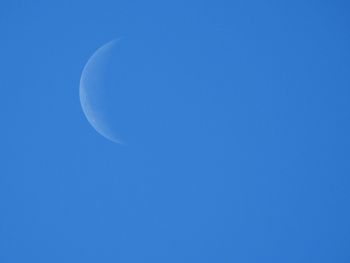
(80, 38), (169, 146)
(79, 39), (124, 144)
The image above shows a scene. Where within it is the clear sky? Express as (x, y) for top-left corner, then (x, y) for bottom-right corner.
(1, 0), (350, 262)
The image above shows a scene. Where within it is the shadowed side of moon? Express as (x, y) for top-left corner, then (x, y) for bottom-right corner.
(80, 38), (193, 147)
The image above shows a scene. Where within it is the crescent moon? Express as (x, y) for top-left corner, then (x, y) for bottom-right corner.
(79, 39), (124, 144)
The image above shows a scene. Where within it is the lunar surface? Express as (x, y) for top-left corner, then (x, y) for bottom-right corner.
(79, 39), (124, 144)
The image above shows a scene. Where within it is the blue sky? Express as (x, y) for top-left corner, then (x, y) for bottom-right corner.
(1, 0), (350, 262)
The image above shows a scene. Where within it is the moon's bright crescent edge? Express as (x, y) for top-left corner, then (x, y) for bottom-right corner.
(79, 39), (123, 144)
